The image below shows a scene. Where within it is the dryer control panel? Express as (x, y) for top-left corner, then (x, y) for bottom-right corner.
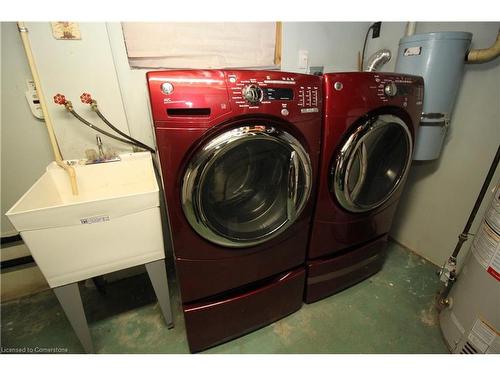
(323, 72), (424, 117)
(369, 73), (424, 106)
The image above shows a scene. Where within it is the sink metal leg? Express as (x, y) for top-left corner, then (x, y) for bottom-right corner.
(145, 259), (174, 329)
(53, 282), (95, 353)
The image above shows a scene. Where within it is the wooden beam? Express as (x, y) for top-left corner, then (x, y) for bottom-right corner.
(274, 22), (282, 66)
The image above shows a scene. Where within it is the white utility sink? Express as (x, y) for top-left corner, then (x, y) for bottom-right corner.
(6, 152), (166, 288)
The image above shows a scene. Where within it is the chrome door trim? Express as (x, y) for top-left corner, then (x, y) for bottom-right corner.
(181, 125), (312, 248)
(333, 114), (413, 213)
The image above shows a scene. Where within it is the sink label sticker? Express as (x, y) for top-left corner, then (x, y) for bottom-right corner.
(80, 215), (110, 225)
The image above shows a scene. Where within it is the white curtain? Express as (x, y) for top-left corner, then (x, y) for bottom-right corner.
(122, 22), (277, 69)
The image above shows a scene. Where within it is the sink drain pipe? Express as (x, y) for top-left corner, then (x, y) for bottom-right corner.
(17, 22), (79, 195)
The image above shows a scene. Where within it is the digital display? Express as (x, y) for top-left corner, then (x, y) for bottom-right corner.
(396, 84), (412, 96)
(264, 88), (294, 101)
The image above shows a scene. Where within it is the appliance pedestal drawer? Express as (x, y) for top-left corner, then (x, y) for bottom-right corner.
(305, 235), (388, 303)
(183, 267), (305, 352)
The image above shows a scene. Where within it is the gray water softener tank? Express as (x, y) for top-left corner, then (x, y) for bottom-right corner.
(395, 32), (472, 161)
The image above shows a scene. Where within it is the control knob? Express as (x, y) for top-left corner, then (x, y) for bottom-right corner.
(384, 81), (398, 97)
(242, 84), (264, 104)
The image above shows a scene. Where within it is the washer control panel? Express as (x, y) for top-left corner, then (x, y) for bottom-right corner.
(298, 85), (319, 108)
(226, 71), (321, 116)
(383, 81), (398, 97)
(240, 84), (295, 104)
(242, 84), (264, 104)
(147, 70), (322, 124)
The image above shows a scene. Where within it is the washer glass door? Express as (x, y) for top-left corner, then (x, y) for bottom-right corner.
(182, 124), (312, 248)
(332, 114), (413, 213)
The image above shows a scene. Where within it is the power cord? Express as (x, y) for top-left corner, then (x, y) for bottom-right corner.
(361, 22), (381, 71)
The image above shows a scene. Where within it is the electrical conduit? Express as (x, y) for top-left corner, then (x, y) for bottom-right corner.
(17, 22), (78, 195)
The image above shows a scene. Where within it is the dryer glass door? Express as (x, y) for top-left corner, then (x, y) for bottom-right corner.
(182, 124), (312, 248)
(332, 114), (412, 213)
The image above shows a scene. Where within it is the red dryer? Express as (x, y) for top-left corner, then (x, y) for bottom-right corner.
(305, 72), (424, 303)
(147, 70), (322, 352)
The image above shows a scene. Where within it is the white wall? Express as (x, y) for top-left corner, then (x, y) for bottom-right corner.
(281, 22), (370, 73)
(388, 22), (500, 267)
(26, 22), (135, 160)
(363, 22), (407, 72)
(1, 22), (53, 235)
(106, 23), (157, 148)
(1, 23), (53, 299)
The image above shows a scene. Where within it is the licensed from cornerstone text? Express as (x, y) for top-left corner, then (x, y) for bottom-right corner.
(1, 346), (69, 353)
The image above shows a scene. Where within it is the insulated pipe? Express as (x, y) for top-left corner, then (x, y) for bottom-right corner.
(405, 22), (417, 37)
(466, 29), (500, 64)
(17, 22), (78, 195)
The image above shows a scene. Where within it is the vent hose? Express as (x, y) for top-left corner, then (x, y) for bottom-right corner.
(365, 49), (391, 72)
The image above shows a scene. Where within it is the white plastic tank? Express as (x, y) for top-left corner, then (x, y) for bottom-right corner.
(439, 182), (500, 353)
(395, 32), (472, 161)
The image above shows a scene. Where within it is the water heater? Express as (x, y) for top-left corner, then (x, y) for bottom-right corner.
(395, 32), (472, 161)
(439, 182), (500, 354)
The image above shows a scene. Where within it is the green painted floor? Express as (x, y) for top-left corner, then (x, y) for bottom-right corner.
(1, 241), (448, 354)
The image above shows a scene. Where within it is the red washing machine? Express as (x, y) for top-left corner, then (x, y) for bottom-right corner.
(305, 72), (424, 303)
(147, 70), (322, 352)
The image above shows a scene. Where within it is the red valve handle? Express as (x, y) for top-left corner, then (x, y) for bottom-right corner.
(53, 93), (67, 105)
(80, 92), (93, 104)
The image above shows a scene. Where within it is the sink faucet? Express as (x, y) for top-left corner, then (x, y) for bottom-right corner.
(96, 135), (105, 160)
(84, 135), (120, 164)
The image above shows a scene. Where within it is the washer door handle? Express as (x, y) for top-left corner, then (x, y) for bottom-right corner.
(335, 121), (369, 204)
(287, 150), (299, 221)
(345, 140), (368, 203)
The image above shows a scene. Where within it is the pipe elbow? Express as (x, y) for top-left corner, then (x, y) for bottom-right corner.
(466, 30), (500, 64)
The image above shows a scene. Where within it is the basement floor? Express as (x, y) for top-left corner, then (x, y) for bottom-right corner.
(0, 241), (449, 354)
